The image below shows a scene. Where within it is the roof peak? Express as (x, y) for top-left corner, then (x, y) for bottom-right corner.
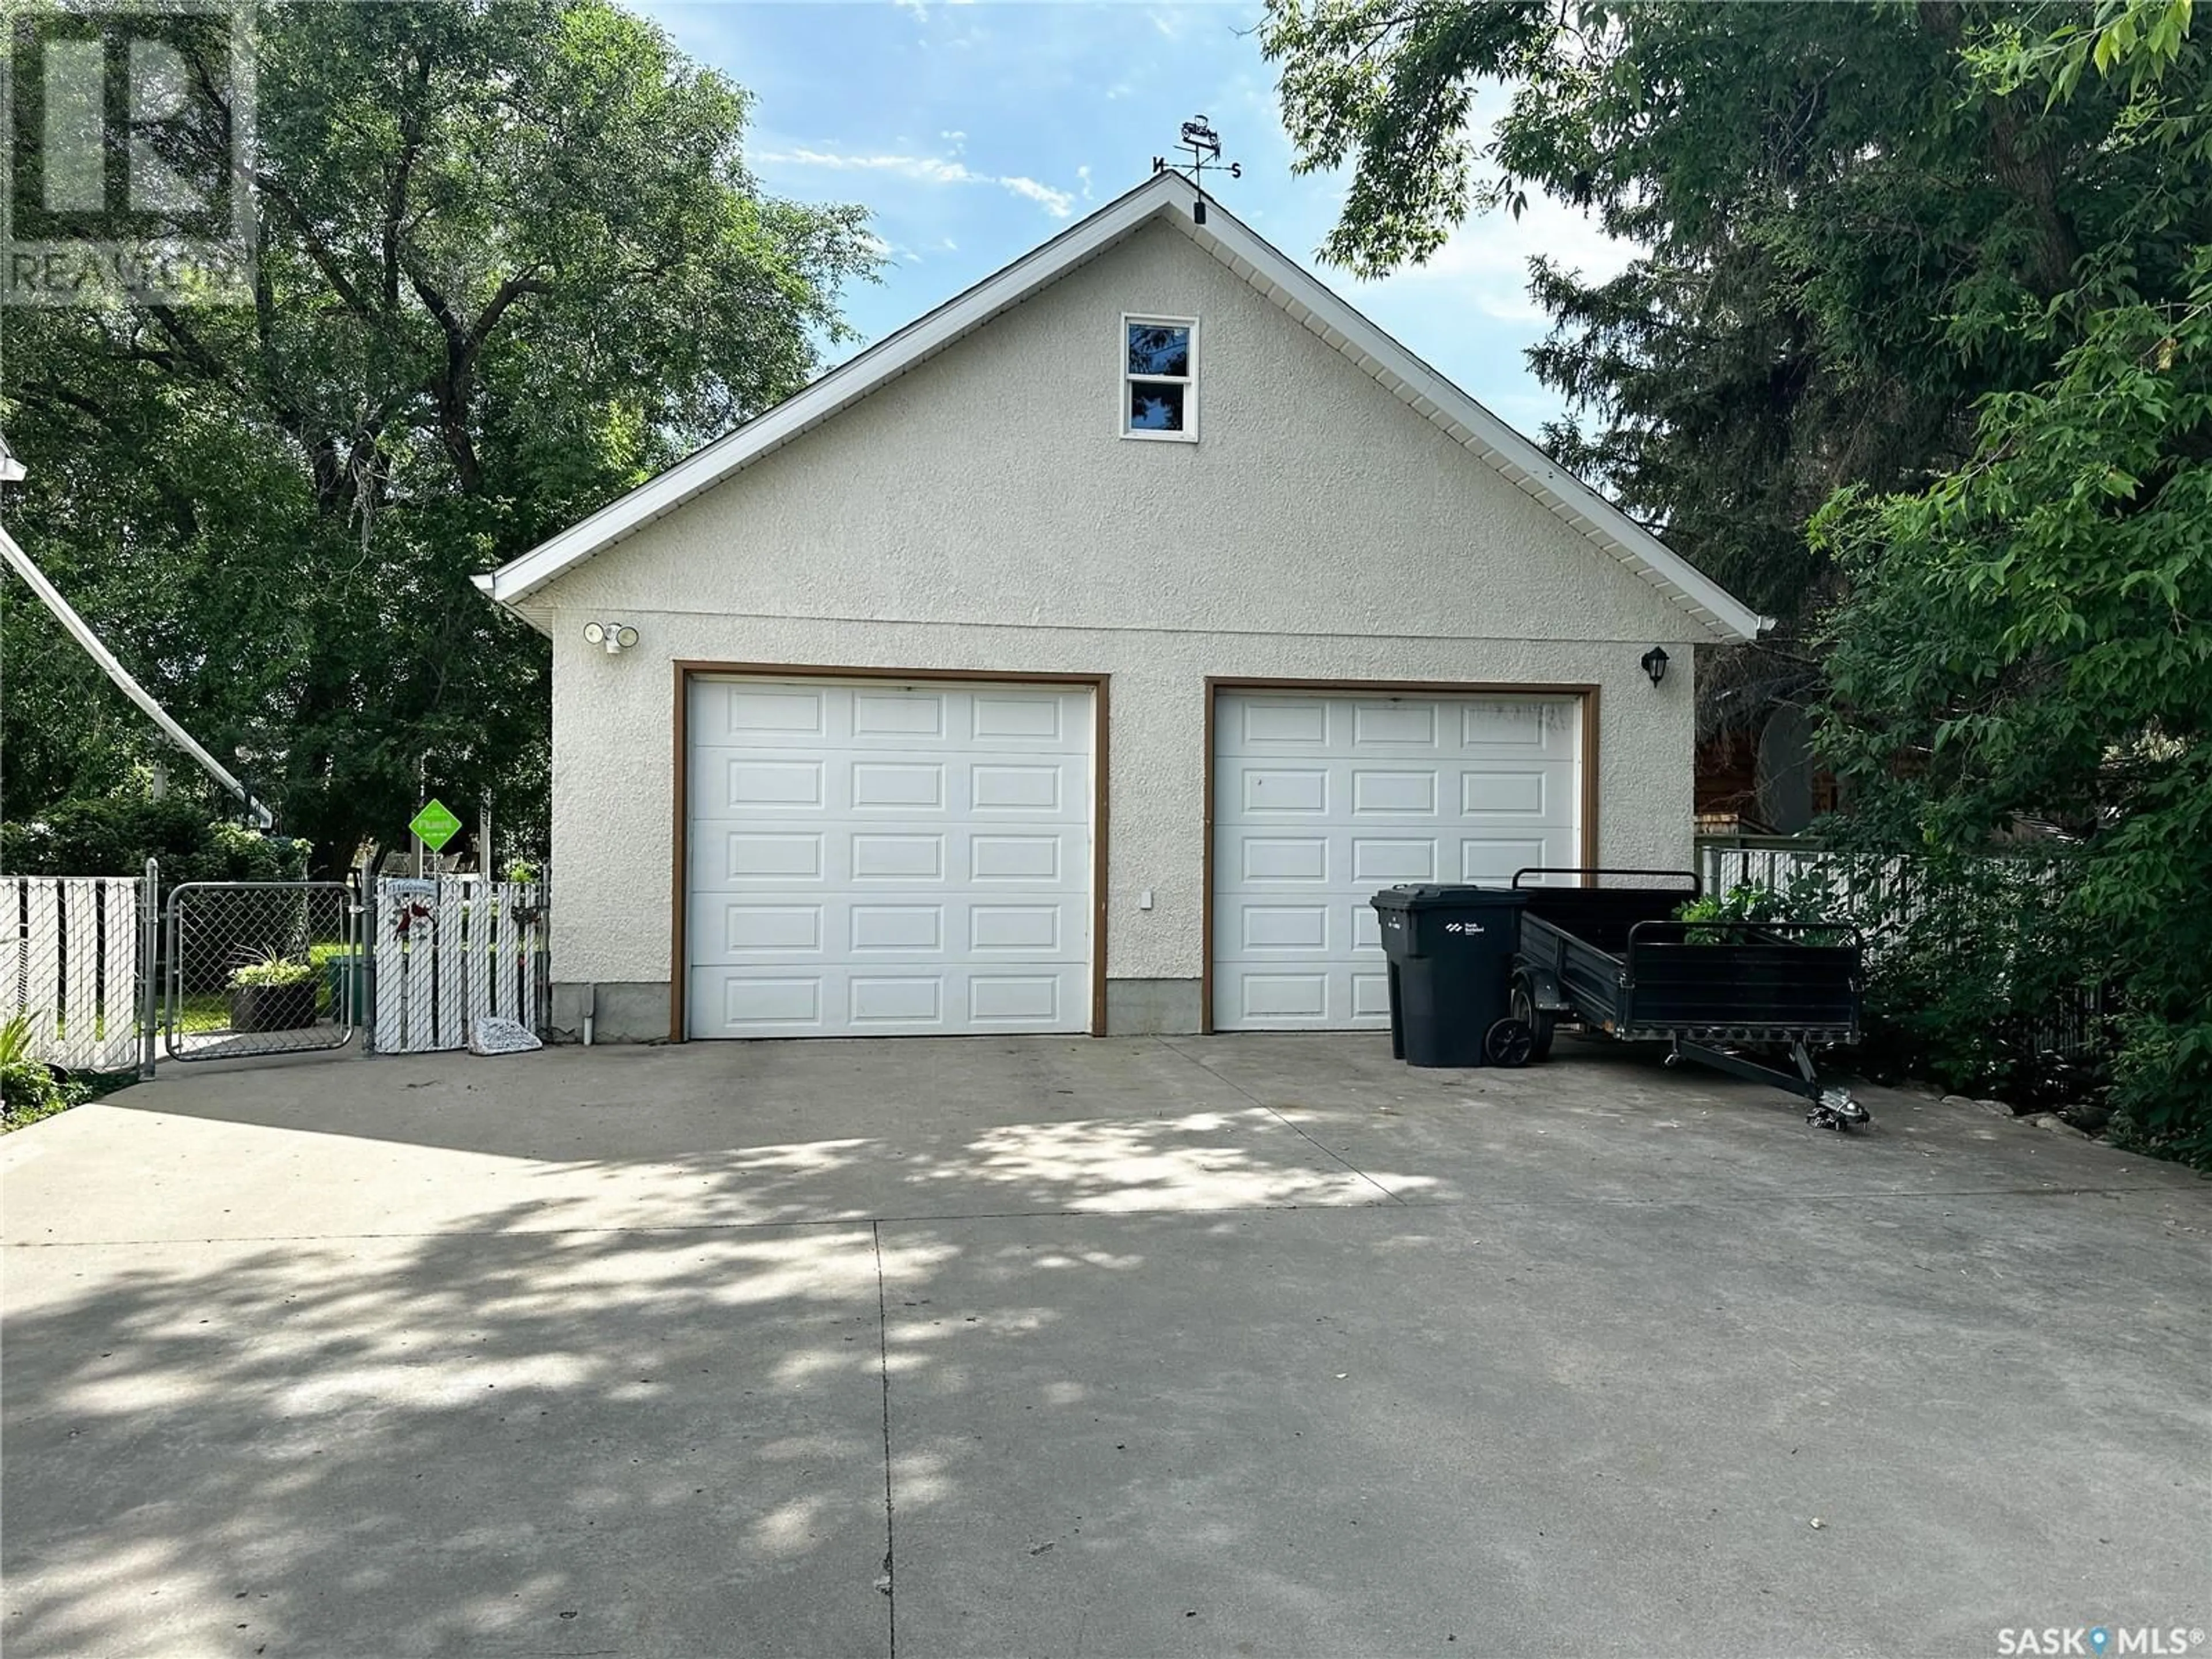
(478, 171), (1764, 643)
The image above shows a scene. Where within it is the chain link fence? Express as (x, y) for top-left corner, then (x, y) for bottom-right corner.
(1, 873), (146, 1072)
(164, 881), (361, 1061)
(369, 876), (547, 1054)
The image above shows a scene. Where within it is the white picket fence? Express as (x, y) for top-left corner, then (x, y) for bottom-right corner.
(1696, 839), (2067, 941)
(1, 874), (143, 1071)
(371, 877), (546, 1055)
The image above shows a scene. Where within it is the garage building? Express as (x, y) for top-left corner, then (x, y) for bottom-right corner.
(476, 173), (1766, 1041)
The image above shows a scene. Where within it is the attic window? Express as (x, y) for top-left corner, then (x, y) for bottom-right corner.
(1123, 316), (1196, 441)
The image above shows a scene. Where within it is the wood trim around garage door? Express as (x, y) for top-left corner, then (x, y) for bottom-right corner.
(669, 661), (1112, 1041)
(1199, 676), (1601, 1036)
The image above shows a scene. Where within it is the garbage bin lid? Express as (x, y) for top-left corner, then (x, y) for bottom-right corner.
(1370, 884), (1528, 910)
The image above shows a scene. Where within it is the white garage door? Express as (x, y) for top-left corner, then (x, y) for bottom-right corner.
(687, 677), (1093, 1038)
(1211, 689), (1584, 1031)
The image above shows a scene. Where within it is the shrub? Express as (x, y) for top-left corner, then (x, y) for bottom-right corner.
(228, 953), (318, 988)
(1, 1057), (77, 1131)
(1695, 855), (2108, 1107)
(1, 791), (309, 881)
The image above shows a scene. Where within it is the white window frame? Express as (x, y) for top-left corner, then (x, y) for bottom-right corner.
(1120, 313), (1199, 443)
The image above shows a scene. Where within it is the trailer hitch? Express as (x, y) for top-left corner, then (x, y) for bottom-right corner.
(1667, 1038), (1872, 1132)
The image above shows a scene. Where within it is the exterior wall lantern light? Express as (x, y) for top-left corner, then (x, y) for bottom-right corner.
(583, 622), (639, 655)
(1641, 646), (1669, 687)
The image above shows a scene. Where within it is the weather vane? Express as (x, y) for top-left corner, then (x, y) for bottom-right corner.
(1154, 115), (1240, 223)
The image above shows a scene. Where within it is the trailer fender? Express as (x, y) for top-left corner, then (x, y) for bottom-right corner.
(1516, 964), (1571, 1014)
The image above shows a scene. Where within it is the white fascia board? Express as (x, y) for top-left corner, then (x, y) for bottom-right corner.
(1177, 207), (1770, 643)
(483, 175), (1188, 607)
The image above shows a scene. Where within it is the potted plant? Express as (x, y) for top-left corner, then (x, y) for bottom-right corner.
(228, 952), (321, 1032)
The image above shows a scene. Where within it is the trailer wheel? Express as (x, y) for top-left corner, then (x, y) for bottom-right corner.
(1484, 1018), (1536, 1069)
(1510, 979), (1555, 1062)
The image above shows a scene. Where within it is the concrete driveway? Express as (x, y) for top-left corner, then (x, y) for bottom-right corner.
(3, 1035), (2206, 1659)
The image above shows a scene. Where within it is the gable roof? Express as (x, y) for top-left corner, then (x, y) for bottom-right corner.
(476, 171), (1767, 643)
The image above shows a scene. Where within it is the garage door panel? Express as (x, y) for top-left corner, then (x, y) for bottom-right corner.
(850, 762), (946, 810)
(971, 693), (1069, 743)
(690, 964), (1084, 1037)
(721, 687), (826, 739)
(1349, 837), (1439, 884)
(1214, 689), (1582, 1032)
(970, 904), (1061, 953)
(849, 975), (944, 1026)
(851, 833), (946, 882)
(851, 690), (948, 740)
(719, 758), (825, 809)
(1239, 836), (1328, 883)
(719, 832), (827, 882)
(1460, 769), (1551, 817)
(849, 904), (944, 953)
(1350, 769), (1438, 815)
(1233, 971), (1332, 1022)
(1350, 902), (1382, 953)
(969, 974), (1063, 1024)
(1236, 902), (1330, 953)
(721, 904), (825, 956)
(719, 976), (825, 1031)
(694, 893), (1084, 965)
(1350, 702), (1440, 747)
(1350, 972), (1393, 1021)
(1461, 702), (1559, 748)
(1237, 699), (1328, 746)
(971, 763), (1064, 813)
(690, 679), (1092, 1037)
(1459, 838), (1553, 883)
(1238, 767), (1328, 815)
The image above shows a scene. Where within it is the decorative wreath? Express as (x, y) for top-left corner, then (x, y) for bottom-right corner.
(389, 897), (436, 940)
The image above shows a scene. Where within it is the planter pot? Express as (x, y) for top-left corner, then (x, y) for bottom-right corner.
(229, 982), (318, 1033)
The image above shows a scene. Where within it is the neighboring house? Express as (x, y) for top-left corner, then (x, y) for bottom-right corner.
(475, 173), (1767, 1043)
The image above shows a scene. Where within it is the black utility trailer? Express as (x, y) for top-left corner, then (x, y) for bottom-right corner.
(1491, 868), (1870, 1131)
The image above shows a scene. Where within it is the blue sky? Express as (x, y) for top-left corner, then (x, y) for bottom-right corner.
(638, 1), (1634, 438)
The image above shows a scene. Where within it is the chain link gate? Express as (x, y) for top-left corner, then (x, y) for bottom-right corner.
(163, 881), (362, 1061)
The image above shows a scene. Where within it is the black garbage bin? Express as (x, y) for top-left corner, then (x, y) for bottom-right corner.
(1370, 885), (1528, 1067)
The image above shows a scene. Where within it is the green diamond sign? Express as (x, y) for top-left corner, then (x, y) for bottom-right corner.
(410, 798), (463, 852)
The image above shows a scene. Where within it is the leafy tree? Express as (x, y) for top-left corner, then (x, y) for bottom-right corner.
(1817, 6), (2210, 1157)
(1260, 0), (2196, 646)
(2, 0), (876, 875)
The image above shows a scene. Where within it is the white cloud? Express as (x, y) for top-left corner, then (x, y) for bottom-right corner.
(1380, 190), (1637, 321)
(999, 175), (1076, 215)
(892, 0), (925, 17)
(1364, 92), (1641, 321)
(759, 147), (1076, 217)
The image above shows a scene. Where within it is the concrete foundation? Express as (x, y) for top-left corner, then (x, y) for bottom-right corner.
(547, 980), (671, 1043)
(1104, 976), (1203, 1036)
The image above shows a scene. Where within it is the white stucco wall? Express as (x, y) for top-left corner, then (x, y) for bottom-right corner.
(530, 219), (1709, 1021)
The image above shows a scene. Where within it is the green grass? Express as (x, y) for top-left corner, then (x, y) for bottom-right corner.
(171, 938), (358, 1035)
